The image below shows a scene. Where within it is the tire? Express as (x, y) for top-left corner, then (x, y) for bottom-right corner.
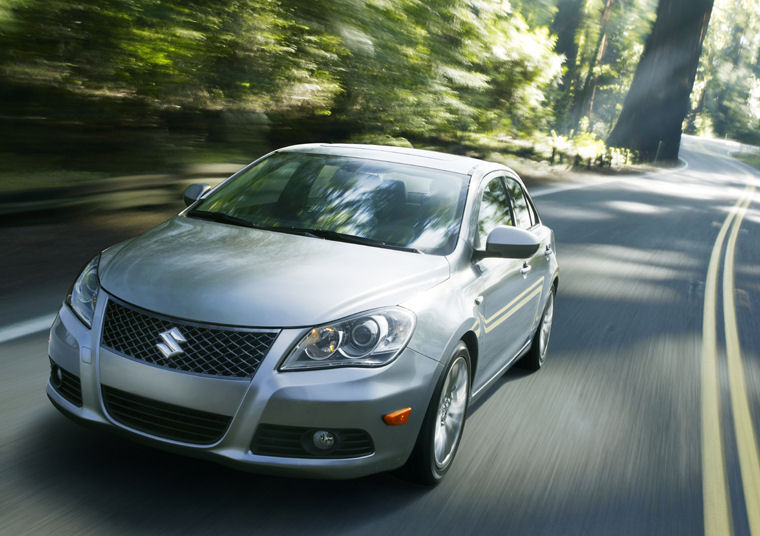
(404, 341), (471, 485)
(519, 287), (555, 371)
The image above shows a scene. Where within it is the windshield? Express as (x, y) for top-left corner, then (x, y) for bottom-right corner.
(189, 152), (469, 255)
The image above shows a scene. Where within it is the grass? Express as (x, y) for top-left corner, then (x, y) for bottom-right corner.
(733, 151), (760, 171)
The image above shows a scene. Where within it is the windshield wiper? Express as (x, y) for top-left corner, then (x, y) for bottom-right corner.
(242, 224), (321, 238)
(306, 229), (421, 253)
(186, 210), (256, 228)
(188, 214), (420, 253)
(186, 214), (322, 239)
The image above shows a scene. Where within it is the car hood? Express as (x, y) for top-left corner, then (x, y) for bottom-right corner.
(99, 216), (450, 327)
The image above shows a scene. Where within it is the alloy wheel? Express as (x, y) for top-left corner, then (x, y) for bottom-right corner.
(538, 292), (555, 364)
(433, 355), (469, 469)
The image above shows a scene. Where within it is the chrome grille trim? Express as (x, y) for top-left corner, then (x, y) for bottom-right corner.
(100, 296), (279, 379)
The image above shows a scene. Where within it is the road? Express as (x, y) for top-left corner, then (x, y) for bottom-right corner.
(1, 136), (759, 535)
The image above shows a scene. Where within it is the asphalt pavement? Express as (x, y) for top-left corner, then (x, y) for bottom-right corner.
(1, 136), (759, 535)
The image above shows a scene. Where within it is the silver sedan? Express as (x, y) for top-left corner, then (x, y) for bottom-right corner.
(47, 143), (559, 484)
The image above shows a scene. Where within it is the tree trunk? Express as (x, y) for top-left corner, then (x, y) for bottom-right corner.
(568, 0), (615, 133)
(552, 0), (585, 88)
(551, 0), (585, 133)
(606, 0), (714, 161)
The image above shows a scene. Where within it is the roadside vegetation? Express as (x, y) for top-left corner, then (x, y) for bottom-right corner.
(1, 0), (759, 198)
(734, 152), (760, 171)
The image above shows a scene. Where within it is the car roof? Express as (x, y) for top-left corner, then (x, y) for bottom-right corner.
(277, 143), (503, 176)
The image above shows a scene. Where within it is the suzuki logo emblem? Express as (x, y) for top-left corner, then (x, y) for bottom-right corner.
(156, 327), (187, 359)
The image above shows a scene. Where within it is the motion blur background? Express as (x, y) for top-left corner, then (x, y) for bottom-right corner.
(1, 0), (758, 194)
(3, 3), (760, 535)
(4, 0), (760, 315)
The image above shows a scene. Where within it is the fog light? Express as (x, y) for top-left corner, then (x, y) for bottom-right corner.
(312, 430), (336, 450)
(51, 364), (63, 388)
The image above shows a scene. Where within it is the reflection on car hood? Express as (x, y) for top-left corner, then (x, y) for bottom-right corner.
(99, 216), (450, 327)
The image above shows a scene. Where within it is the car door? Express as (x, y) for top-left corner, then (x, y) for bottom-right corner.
(503, 174), (554, 334)
(471, 174), (540, 386)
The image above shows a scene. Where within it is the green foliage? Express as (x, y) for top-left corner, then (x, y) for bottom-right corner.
(0, 0), (563, 143)
(0, 0), (758, 170)
(689, 0), (760, 144)
(549, 0), (657, 136)
(509, 0), (557, 28)
(733, 151), (760, 170)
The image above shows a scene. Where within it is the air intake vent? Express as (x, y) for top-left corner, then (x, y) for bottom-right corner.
(101, 385), (231, 445)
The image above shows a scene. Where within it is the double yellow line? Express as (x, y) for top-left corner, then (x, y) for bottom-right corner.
(702, 182), (759, 535)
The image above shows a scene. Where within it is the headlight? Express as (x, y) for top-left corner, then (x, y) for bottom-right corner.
(280, 307), (415, 370)
(66, 255), (100, 328)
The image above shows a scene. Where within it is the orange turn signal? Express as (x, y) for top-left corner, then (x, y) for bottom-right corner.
(383, 407), (412, 426)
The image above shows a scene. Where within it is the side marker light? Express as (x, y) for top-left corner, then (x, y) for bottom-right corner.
(383, 407), (412, 426)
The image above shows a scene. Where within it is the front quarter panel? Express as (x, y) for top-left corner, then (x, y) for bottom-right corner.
(403, 265), (480, 367)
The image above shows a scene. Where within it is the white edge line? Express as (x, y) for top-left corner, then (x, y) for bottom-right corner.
(0, 313), (57, 344)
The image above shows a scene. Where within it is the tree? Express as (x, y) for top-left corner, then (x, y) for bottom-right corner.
(550, 0), (585, 132)
(0, 0), (564, 149)
(566, 0), (616, 133)
(607, 0), (714, 161)
(688, 0), (760, 144)
(549, 0), (656, 136)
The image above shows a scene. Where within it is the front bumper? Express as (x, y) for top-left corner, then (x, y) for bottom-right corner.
(47, 296), (441, 479)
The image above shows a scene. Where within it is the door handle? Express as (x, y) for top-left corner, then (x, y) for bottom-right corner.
(520, 262), (532, 275)
(544, 245), (553, 256)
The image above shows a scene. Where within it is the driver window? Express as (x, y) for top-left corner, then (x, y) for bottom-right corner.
(476, 177), (513, 249)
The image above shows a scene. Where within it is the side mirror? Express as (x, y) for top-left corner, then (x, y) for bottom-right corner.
(474, 226), (540, 260)
(183, 183), (211, 207)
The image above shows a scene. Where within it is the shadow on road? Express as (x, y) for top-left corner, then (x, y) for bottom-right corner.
(15, 410), (429, 534)
(11, 359), (541, 533)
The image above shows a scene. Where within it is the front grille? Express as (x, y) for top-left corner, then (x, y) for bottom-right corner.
(50, 359), (82, 407)
(101, 385), (231, 445)
(101, 298), (278, 378)
(251, 424), (374, 458)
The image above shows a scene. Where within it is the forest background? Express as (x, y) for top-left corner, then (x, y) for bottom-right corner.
(1, 0), (759, 190)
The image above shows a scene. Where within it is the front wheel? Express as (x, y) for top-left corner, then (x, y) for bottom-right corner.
(519, 288), (555, 371)
(404, 341), (470, 485)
